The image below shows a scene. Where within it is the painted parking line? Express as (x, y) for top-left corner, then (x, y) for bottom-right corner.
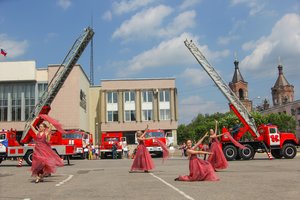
(55, 174), (74, 187)
(149, 173), (195, 200)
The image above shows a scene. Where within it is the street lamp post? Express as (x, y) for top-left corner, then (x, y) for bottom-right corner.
(95, 122), (99, 145)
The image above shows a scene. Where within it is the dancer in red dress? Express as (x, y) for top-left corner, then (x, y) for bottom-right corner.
(30, 121), (64, 183)
(208, 120), (228, 170)
(175, 133), (219, 181)
(130, 130), (155, 173)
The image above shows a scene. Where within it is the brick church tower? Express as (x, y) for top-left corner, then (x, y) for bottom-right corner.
(271, 64), (294, 106)
(229, 58), (252, 112)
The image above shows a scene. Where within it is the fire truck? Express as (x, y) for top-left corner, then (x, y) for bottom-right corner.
(184, 39), (299, 160)
(143, 129), (167, 157)
(100, 132), (124, 159)
(0, 27), (94, 166)
(51, 130), (93, 159)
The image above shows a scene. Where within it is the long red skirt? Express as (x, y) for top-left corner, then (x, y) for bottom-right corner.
(31, 134), (64, 176)
(208, 141), (228, 170)
(177, 155), (219, 181)
(130, 142), (154, 171)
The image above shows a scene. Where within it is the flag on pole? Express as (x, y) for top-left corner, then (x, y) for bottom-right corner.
(0, 49), (7, 56)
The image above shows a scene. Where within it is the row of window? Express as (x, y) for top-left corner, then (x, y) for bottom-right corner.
(107, 90), (170, 104)
(0, 83), (47, 122)
(107, 109), (170, 122)
(106, 90), (171, 122)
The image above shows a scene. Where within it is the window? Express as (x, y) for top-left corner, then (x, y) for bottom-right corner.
(142, 110), (152, 121)
(125, 110), (136, 121)
(238, 89), (244, 100)
(107, 111), (118, 122)
(269, 128), (277, 134)
(38, 83), (48, 100)
(142, 90), (153, 103)
(159, 90), (170, 102)
(297, 108), (300, 115)
(124, 91), (135, 103)
(145, 131), (164, 138)
(160, 109), (170, 120)
(107, 92), (118, 104)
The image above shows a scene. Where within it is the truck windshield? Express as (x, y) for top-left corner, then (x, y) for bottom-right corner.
(62, 133), (83, 139)
(0, 134), (6, 140)
(104, 137), (119, 142)
(146, 132), (164, 138)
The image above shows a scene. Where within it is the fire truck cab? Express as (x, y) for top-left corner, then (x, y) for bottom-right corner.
(100, 132), (124, 159)
(143, 129), (167, 157)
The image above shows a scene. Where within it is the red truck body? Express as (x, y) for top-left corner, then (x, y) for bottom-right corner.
(143, 129), (167, 157)
(220, 104), (299, 160)
(100, 132), (123, 159)
(50, 130), (93, 158)
(0, 129), (74, 165)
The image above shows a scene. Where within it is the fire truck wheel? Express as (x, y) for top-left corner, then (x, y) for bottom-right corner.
(271, 149), (283, 159)
(24, 150), (33, 166)
(282, 143), (297, 159)
(223, 145), (237, 161)
(235, 152), (242, 160)
(239, 144), (254, 160)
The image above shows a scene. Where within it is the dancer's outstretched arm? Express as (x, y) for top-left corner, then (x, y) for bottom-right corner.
(192, 132), (208, 150)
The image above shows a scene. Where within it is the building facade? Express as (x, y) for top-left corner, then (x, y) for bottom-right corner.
(96, 79), (178, 145)
(0, 61), (178, 145)
(0, 61), (90, 133)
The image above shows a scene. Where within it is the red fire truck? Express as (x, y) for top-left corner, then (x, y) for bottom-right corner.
(51, 130), (93, 159)
(184, 39), (299, 161)
(0, 128), (74, 165)
(0, 27), (94, 166)
(100, 132), (124, 159)
(143, 129), (167, 157)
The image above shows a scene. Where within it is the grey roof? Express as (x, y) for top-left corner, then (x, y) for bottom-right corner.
(273, 64), (290, 87)
(231, 59), (245, 83)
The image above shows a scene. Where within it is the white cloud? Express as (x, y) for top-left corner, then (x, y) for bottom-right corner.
(230, 0), (265, 16)
(102, 11), (112, 21)
(158, 10), (197, 37)
(57, 0), (71, 10)
(179, 68), (210, 86)
(0, 34), (28, 58)
(112, 0), (155, 15)
(112, 5), (173, 41)
(179, 95), (227, 124)
(116, 33), (230, 76)
(179, 0), (202, 10)
(218, 35), (239, 45)
(241, 13), (300, 75)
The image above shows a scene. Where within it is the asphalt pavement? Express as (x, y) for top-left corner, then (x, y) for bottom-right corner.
(0, 153), (300, 200)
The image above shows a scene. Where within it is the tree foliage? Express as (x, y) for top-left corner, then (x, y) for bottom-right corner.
(177, 111), (296, 145)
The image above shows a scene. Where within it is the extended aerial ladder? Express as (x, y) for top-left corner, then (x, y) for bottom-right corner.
(21, 27), (94, 143)
(184, 39), (273, 160)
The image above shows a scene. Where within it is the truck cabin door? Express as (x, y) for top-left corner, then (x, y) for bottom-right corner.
(269, 127), (280, 146)
(0, 133), (7, 153)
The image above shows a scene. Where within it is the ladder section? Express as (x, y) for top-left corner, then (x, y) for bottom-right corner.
(184, 39), (260, 138)
(21, 27), (94, 140)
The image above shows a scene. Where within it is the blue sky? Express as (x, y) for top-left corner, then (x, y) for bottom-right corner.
(1, 0), (300, 124)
